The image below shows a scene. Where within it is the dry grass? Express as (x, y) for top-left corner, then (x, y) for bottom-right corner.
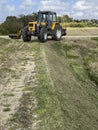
(67, 28), (98, 36)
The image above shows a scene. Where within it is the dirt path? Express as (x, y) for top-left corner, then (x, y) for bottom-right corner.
(0, 36), (9, 39)
(0, 39), (38, 130)
(0, 28), (98, 40)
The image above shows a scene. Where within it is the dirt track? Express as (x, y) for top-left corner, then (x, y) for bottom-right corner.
(0, 39), (38, 129)
(0, 28), (98, 40)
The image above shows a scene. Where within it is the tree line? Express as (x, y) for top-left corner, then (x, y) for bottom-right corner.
(0, 13), (98, 35)
(0, 13), (37, 35)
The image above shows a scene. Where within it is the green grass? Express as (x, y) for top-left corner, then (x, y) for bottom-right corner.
(34, 44), (67, 130)
(67, 54), (79, 59)
(3, 108), (11, 112)
(3, 104), (11, 107)
(3, 93), (14, 97)
(91, 37), (98, 41)
(22, 86), (32, 91)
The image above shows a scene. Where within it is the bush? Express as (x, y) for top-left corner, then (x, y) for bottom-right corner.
(0, 17), (23, 35)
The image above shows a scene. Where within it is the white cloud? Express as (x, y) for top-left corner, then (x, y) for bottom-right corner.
(0, 0), (7, 4)
(96, 6), (98, 10)
(19, 0), (36, 9)
(6, 5), (15, 12)
(39, 0), (69, 13)
(94, 12), (98, 16)
(0, 0), (98, 22)
(71, 11), (83, 18)
(72, 0), (98, 19)
(73, 0), (91, 10)
(0, 0), (15, 12)
(0, 0), (15, 21)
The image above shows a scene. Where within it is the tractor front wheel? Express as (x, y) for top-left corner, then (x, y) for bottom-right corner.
(22, 27), (31, 42)
(38, 28), (48, 42)
(52, 25), (62, 41)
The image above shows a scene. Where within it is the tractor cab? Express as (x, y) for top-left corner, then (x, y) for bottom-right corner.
(38, 11), (57, 29)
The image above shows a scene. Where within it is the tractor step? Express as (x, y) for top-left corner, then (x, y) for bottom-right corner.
(9, 34), (21, 39)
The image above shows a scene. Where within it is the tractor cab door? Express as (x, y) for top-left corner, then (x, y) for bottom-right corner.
(47, 13), (57, 29)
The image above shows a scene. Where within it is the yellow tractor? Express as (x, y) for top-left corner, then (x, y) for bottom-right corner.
(9, 11), (66, 42)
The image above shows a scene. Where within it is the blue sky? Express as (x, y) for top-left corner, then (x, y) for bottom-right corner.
(0, 0), (98, 22)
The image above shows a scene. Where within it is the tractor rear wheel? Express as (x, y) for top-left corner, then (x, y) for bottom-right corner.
(22, 27), (31, 42)
(52, 25), (62, 41)
(38, 27), (48, 42)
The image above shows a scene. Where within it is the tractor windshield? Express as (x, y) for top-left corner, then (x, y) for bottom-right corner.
(38, 13), (48, 22)
(38, 12), (57, 23)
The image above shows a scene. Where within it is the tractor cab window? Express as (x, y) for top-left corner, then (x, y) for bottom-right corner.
(49, 14), (57, 22)
(53, 14), (57, 22)
(42, 14), (46, 22)
(38, 13), (48, 22)
(49, 14), (53, 22)
(38, 12), (57, 23)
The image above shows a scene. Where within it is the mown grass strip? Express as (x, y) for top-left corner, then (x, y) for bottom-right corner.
(34, 44), (66, 130)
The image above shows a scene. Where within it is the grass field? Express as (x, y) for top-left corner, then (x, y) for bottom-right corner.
(0, 30), (98, 129)
(67, 27), (98, 36)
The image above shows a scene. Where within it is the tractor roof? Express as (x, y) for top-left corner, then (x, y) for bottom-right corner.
(38, 11), (56, 14)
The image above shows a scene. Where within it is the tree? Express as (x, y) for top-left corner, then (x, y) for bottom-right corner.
(91, 19), (98, 24)
(19, 13), (37, 27)
(57, 16), (62, 23)
(63, 15), (73, 22)
(0, 16), (23, 34)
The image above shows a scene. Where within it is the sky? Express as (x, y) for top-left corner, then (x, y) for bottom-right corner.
(0, 0), (98, 22)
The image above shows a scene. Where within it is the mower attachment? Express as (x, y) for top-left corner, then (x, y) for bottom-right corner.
(9, 34), (21, 39)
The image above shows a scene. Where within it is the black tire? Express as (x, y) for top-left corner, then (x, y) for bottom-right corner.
(52, 25), (62, 41)
(38, 27), (48, 42)
(37, 36), (40, 40)
(22, 27), (31, 42)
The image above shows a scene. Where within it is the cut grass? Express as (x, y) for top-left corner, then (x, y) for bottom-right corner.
(37, 40), (98, 130)
(1, 37), (98, 129)
(34, 44), (67, 130)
